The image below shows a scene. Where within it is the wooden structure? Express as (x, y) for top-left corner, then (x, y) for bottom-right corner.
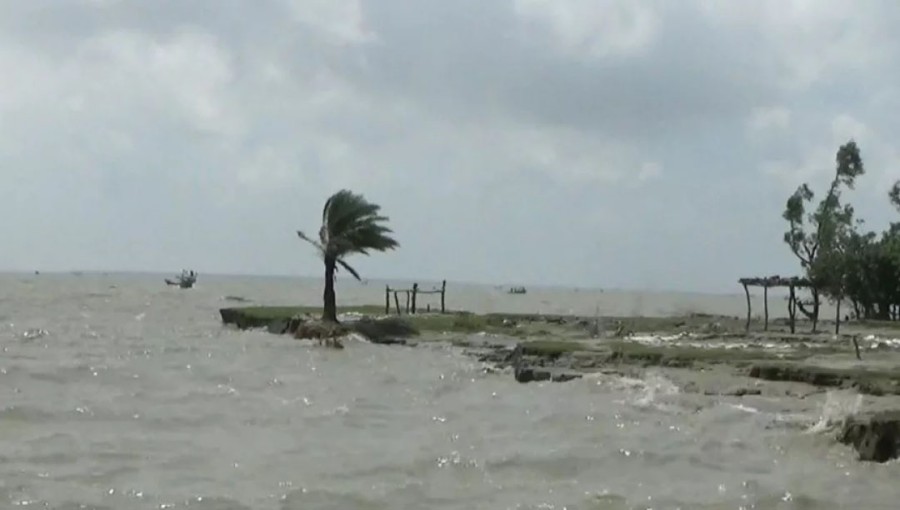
(738, 275), (812, 333)
(385, 280), (447, 315)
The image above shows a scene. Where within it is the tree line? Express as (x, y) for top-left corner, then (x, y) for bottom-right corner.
(783, 140), (900, 328)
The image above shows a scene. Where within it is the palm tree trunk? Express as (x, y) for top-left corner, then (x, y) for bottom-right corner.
(323, 255), (338, 323)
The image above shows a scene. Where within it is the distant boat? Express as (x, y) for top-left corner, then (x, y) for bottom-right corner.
(508, 286), (527, 295)
(166, 270), (197, 289)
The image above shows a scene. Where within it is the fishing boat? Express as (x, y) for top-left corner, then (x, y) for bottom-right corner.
(166, 270), (197, 289)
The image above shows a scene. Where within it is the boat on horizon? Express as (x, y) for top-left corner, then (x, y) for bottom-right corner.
(166, 270), (197, 289)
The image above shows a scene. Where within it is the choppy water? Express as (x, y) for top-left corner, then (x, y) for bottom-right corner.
(1, 273), (896, 509)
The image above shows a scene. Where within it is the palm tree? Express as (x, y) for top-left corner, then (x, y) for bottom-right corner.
(297, 190), (399, 323)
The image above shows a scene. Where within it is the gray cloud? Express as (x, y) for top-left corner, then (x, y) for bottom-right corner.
(1, 0), (898, 291)
(336, 1), (779, 140)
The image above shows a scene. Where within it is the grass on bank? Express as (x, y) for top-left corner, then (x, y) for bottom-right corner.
(607, 342), (776, 367)
(517, 340), (588, 355)
(749, 362), (900, 395)
(221, 306), (900, 346)
(221, 306), (532, 335)
(224, 305), (385, 321)
(405, 312), (525, 335)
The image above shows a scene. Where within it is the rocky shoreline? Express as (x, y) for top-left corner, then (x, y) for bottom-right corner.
(219, 305), (900, 462)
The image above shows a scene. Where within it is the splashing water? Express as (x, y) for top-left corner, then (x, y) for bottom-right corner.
(632, 371), (681, 409)
(806, 390), (863, 434)
(20, 328), (49, 341)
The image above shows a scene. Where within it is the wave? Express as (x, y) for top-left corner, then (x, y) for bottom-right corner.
(805, 390), (862, 434)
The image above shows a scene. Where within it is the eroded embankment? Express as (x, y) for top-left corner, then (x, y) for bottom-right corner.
(220, 306), (900, 462)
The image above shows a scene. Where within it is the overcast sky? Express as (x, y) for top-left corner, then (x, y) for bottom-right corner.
(1, 0), (899, 292)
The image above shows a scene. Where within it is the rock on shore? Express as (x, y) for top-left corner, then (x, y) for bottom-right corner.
(839, 411), (900, 462)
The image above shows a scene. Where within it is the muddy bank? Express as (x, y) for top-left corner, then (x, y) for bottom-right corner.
(219, 307), (900, 395)
(220, 306), (900, 461)
(450, 316), (900, 463)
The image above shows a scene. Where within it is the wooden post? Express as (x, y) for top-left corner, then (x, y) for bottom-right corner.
(811, 288), (819, 334)
(440, 280), (446, 313)
(411, 283), (418, 314)
(405, 290), (410, 313)
(788, 283), (796, 334)
(835, 297), (842, 335)
(385, 285), (391, 315)
(743, 282), (751, 332)
(852, 335), (862, 360)
(763, 284), (769, 332)
(394, 291), (401, 315)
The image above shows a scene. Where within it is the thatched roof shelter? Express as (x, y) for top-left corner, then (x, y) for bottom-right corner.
(738, 275), (812, 333)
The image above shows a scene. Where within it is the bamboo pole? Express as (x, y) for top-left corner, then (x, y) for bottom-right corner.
(394, 292), (401, 315)
(411, 283), (418, 314)
(440, 280), (446, 313)
(763, 284), (769, 331)
(385, 285), (391, 315)
(743, 282), (751, 332)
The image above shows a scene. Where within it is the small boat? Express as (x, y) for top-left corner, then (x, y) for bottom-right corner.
(166, 270), (197, 289)
(508, 286), (527, 295)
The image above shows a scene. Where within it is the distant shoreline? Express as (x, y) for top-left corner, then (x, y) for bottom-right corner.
(4, 270), (755, 297)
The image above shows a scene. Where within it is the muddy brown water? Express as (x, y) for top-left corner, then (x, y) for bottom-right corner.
(1, 273), (898, 509)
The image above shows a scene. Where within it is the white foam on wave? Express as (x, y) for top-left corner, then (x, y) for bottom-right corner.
(727, 403), (759, 414)
(588, 371), (684, 412)
(863, 334), (900, 350)
(629, 332), (695, 345)
(342, 332), (371, 344)
(601, 371), (682, 410)
(293, 332), (371, 345)
(634, 371), (680, 407)
(805, 390), (862, 434)
(626, 333), (813, 353)
(21, 328), (49, 340)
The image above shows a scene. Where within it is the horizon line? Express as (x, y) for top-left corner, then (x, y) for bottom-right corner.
(1, 268), (751, 296)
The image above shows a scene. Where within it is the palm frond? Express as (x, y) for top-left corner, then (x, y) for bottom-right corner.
(336, 258), (361, 280)
(324, 190), (382, 239)
(319, 189), (399, 257)
(301, 189), (398, 296)
(297, 230), (325, 254)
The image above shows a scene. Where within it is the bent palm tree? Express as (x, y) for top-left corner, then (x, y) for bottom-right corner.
(297, 190), (399, 323)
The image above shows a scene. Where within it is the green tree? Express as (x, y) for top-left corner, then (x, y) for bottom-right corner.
(783, 141), (865, 330)
(297, 190), (399, 323)
(890, 180), (900, 213)
(842, 230), (878, 318)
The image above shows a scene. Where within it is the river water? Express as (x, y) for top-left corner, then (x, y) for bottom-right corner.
(1, 273), (896, 509)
